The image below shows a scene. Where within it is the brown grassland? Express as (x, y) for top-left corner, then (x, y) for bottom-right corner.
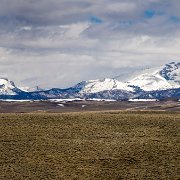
(0, 111), (180, 179)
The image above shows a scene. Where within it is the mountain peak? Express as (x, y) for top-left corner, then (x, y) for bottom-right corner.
(160, 61), (179, 81)
(168, 61), (176, 64)
(164, 61), (179, 68)
(126, 61), (180, 91)
(0, 78), (15, 87)
(0, 77), (10, 83)
(0, 78), (19, 95)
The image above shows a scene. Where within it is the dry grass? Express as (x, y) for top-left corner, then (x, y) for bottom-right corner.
(0, 111), (180, 179)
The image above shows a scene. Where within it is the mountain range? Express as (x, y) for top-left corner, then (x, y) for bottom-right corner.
(0, 62), (179, 100)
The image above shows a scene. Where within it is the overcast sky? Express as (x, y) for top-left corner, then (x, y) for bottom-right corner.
(0, 0), (180, 88)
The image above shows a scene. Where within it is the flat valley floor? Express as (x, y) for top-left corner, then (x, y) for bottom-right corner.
(0, 111), (179, 179)
(0, 100), (179, 113)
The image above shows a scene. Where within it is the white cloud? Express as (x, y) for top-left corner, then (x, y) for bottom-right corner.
(107, 2), (136, 13)
(60, 22), (90, 38)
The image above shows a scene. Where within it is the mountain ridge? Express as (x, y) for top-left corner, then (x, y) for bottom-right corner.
(0, 62), (179, 100)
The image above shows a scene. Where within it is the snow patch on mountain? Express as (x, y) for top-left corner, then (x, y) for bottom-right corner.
(128, 99), (158, 102)
(77, 78), (134, 94)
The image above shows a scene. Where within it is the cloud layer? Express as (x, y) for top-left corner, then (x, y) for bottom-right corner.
(0, 0), (180, 88)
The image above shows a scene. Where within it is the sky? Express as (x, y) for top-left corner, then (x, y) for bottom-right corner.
(0, 0), (180, 88)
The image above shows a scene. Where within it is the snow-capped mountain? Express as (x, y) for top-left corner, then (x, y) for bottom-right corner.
(0, 62), (179, 100)
(126, 62), (180, 91)
(0, 78), (23, 95)
(71, 61), (180, 94)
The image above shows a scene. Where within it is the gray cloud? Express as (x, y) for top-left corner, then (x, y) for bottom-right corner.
(0, 0), (179, 88)
(0, 0), (174, 26)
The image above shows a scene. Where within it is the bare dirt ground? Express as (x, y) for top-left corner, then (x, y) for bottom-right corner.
(0, 111), (179, 179)
(0, 100), (179, 113)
